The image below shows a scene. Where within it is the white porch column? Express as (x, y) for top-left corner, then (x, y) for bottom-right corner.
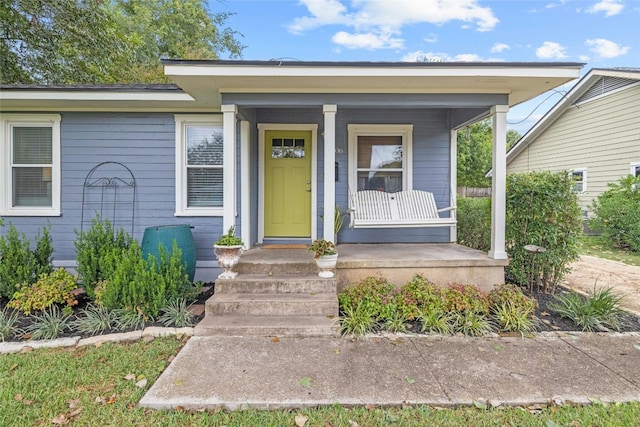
(323, 104), (337, 241)
(222, 104), (237, 235)
(449, 129), (458, 243)
(240, 120), (250, 248)
(489, 105), (509, 260)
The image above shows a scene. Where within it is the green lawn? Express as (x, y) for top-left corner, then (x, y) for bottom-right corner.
(579, 235), (640, 267)
(1, 337), (640, 426)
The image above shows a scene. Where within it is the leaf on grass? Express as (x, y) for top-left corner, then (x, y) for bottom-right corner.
(365, 403), (375, 411)
(14, 394), (23, 401)
(9, 363), (18, 373)
(107, 394), (117, 405)
(69, 407), (82, 417)
(299, 377), (311, 388)
(67, 399), (80, 409)
(135, 378), (148, 389)
(271, 336), (280, 343)
(294, 414), (308, 427)
(348, 420), (359, 427)
(473, 400), (488, 410)
(406, 377), (416, 385)
(95, 396), (107, 405)
(51, 414), (69, 425)
(124, 374), (136, 381)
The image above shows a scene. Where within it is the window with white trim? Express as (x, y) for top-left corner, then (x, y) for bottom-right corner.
(348, 124), (413, 193)
(631, 162), (640, 178)
(175, 115), (224, 216)
(1, 114), (61, 216)
(570, 168), (587, 193)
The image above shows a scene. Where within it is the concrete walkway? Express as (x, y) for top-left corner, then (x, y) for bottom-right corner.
(140, 332), (640, 410)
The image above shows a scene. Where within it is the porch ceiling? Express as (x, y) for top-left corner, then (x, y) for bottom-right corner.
(164, 60), (584, 109)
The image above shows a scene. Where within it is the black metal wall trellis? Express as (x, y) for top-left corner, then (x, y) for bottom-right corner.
(80, 162), (136, 235)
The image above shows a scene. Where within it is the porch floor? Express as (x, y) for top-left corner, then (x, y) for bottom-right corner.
(242, 243), (507, 292)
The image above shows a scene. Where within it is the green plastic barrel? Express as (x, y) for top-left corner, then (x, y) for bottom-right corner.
(141, 225), (196, 282)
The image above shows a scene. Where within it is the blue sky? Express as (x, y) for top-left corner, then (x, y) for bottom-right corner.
(214, 0), (639, 134)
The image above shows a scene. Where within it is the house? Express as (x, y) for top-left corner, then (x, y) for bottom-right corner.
(1, 60), (582, 286)
(506, 68), (640, 216)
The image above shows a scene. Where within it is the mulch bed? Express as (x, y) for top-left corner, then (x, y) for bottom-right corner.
(2, 283), (639, 342)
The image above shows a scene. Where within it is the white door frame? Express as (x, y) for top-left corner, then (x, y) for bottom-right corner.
(257, 123), (318, 243)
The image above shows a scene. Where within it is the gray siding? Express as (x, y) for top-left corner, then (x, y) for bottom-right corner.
(253, 107), (452, 243)
(2, 112), (220, 263)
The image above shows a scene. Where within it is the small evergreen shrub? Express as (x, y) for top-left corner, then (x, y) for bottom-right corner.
(74, 215), (133, 297)
(456, 197), (491, 251)
(506, 171), (582, 293)
(95, 240), (195, 318)
(0, 223), (53, 299)
(590, 175), (640, 252)
(441, 284), (490, 315)
(8, 269), (78, 315)
(488, 284), (538, 315)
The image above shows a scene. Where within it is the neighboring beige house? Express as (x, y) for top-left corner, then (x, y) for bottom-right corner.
(506, 68), (640, 216)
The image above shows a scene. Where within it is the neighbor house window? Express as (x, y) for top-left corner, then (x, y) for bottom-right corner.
(570, 168), (587, 193)
(631, 162), (640, 178)
(175, 115), (224, 216)
(1, 114), (61, 216)
(348, 124), (413, 193)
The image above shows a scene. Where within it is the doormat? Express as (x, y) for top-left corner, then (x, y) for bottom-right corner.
(262, 244), (308, 249)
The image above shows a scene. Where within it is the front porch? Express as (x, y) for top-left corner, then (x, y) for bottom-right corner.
(238, 243), (507, 292)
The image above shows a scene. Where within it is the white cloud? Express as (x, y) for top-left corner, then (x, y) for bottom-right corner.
(586, 38), (630, 57)
(579, 54), (590, 61)
(332, 31), (404, 50)
(536, 41), (567, 59)
(289, 0), (499, 50)
(423, 33), (438, 43)
(586, 0), (624, 16)
(491, 43), (510, 53)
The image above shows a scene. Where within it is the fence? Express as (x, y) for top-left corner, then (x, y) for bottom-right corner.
(457, 187), (491, 198)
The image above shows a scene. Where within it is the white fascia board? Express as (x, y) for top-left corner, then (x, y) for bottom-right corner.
(165, 64), (581, 79)
(0, 90), (195, 102)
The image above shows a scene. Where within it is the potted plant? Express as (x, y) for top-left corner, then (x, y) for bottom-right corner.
(308, 238), (338, 278)
(213, 226), (244, 279)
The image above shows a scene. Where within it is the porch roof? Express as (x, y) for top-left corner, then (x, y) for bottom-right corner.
(163, 59), (584, 109)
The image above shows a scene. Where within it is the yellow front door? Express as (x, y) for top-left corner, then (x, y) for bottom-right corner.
(264, 130), (312, 237)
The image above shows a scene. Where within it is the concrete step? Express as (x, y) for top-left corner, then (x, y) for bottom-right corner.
(235, 261), (319, 275)
(205, 293), (338, 317)
(215, 274), (336, 294)
(194, 315), (340, 337)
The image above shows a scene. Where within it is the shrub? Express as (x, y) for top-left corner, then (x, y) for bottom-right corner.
(506, 171), (582, 293)
(26, 305), (72, 340)
(456, 197), (491, 251)
(72, 304), (118, 336)
(491, 300), (540, 334)
(8, 269), (78, 315)
(0, 223), (54, 299)
(338, 302), (377, 337)
(488, 284), (538, 315)
(590, 175), (640, 252)
(0, 307), (24, 342)
(158, 298), (195, 327)
(441, 284), (490, 315)
(549, 286), (624, 332)
(416, 306), (455, 335)
(337, 276), (395, 317)
(95, 240), (195, 318)
(74, 215), (133, 297)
